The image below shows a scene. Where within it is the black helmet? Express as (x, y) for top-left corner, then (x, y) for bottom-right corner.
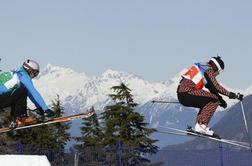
(209, 56), (224, 73)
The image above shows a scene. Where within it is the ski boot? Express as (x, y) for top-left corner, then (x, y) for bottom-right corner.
(10, 113), (37, 128)
(186, 123), (220, 139)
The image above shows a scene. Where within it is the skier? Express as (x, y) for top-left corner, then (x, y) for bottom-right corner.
(177, 56), (243, 136)
(0, 59), (54, 128)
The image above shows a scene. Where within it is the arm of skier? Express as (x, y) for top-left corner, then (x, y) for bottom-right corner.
(0, 85), (8, 94)
(204, 69), (243, 101)
(204, 69), (230, 97)
(21, 77), (49, 111)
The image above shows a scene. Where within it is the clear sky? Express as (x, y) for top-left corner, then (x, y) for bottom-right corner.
(0, 0), (251, 88)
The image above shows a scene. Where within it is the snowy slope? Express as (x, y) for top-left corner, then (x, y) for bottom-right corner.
(0, 155), (50, 166)
(31, 65), (252, 147)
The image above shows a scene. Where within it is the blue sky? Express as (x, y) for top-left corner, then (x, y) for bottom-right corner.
(0, 1), (251, 88)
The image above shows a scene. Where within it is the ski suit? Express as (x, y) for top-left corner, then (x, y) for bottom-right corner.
(0, 67), (48, 120)
(177, 63), (231, 125)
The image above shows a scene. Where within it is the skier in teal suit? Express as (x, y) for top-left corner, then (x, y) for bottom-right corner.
(0, 59), (54, 128)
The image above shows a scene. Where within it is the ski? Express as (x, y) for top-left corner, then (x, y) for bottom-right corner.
(186, 126), (221, 139)
(0, 110), (95, 133)
(157, 125), (251, 149)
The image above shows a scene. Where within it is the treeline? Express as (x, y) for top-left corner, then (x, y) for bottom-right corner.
(0, 83), (162, 166)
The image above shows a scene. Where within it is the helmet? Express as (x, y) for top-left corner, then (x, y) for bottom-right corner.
(23, 59), (40, 78)
(209, 56), (224, 73)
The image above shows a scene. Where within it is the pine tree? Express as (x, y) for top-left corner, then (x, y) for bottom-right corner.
(50, 94), (71, 151)
(75, 107), (103, 149)
(101, 83), (158, 165)
(75, 107), (104, 165)
(8, 95), (71, 153)
(0, 107), (56, 153)
(0, 108), (16, 153)
(4, 111), (57, 152)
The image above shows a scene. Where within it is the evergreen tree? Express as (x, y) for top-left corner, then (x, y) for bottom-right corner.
(9, 95), (70, 152)
(75, 107), (103, 149)
(3, 110), (57, 152)
(0, 108), (16, 153)
(75, 107), (104, 165)
(50, 94), (71, 151)
(101, 83), (158, 165)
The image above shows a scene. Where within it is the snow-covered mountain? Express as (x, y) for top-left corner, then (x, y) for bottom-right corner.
(33, 64), (170, 112)
(33, 64), (251, 113)
(32, 64), (252, 147)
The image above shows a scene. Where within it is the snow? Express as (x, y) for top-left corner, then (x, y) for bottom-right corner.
(27, 64), (252, 130)
(31, 65), (171, 113)
(0, 155), (51, 166)
(29, 64), (252, 114)
(29, 64), (252, 147)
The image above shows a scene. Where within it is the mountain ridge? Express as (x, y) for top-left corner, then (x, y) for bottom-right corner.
(33, 64), (250, 112)
(31, 64), (252, 147)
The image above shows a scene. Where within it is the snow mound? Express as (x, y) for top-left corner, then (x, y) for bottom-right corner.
(0, 155), (50, 166)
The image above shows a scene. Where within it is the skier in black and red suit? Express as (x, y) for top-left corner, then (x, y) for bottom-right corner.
(177, 56), (243, 136)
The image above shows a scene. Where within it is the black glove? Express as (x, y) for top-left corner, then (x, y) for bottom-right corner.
(219, 97), (227, 108)
(236, 93), (244, 101)
(44, 109), (55, 117)
(36, 107), (44, 115)
(229, 92), (244, 101)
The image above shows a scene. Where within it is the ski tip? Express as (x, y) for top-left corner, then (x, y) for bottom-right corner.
(89, 110), (95, 115)
(186, 125), (192, 130)
(213, 133), (221, 139)
(186, 126), (194, 134)
(82, 110), (95, 118)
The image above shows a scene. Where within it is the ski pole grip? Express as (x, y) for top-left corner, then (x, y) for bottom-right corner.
(237, 93), (244, 101)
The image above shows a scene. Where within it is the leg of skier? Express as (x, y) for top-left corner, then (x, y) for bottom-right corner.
(178, 89), (219, 136)
(0, 86), (36, 127)
(10, 86), (28, 120)
(196, 101), (219, 125)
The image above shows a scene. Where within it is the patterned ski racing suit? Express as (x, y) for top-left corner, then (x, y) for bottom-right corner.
(177, 64), (231, 125)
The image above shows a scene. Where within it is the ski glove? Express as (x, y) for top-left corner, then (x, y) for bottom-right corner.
(219, 97), (227, 108)
(44, 109), (55, 117)
(236, 93), (244, 101)
(229, 92), (244, 101)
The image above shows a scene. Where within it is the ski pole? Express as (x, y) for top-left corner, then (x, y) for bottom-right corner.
(151, 100), (180, 104)
(240, 101), (252, 149)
